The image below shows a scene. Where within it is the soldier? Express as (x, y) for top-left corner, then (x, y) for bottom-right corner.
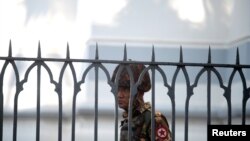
(111, 63), (172, 141)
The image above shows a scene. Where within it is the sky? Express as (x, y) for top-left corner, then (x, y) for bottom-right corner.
(0, 0), (127, 58)
(0, 0), (213, 58)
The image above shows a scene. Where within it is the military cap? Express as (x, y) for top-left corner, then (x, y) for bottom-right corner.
(111, 63), (151, 92)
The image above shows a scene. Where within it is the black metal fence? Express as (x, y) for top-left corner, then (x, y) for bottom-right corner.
(1, 42), (250, 141)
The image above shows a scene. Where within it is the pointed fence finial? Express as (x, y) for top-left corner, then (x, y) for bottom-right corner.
(208, 46), (211, 64)
(66, 42), (70, 59)
(38, 41), (41, 58)
(123, 44), (127, 61)
(8, 40), (12, 57)
(151, 45), (155, 62)
(179, 46), (183, 63)
(236, 47), (240, 65)
(95, 42), (99, 60)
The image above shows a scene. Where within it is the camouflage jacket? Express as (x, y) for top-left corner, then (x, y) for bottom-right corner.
(120, 102), (172, 141)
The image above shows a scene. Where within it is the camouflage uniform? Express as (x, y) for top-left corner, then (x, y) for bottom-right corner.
(112, 64), (172, 141)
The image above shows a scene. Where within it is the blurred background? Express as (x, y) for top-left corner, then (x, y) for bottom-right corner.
(1, 0), (250, 140)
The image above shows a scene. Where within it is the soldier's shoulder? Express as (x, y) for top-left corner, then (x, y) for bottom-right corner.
(155, 111), (172, 141)
(141, 102), (170, 124)
(155, 111), (170, 126)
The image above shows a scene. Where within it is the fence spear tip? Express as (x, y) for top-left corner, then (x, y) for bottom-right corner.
(66, 43), (70, 58)
(123, 43), (127, 61)
(95, 43), (99, 60)
(208, 46), (211, 64)
(38, 41), (41, 58)
(236, 47), (240, 64)
(151, 45), (155, 62)
(8, 40), (12, 57)
(179, 46), (183, 63)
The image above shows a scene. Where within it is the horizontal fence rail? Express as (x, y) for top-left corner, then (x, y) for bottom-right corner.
(0, 42), (250, 141)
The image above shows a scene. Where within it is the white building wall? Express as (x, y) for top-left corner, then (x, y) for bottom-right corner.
(90, 0), (250, 47)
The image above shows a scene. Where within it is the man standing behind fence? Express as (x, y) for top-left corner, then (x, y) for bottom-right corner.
(111, 63), (172, 141)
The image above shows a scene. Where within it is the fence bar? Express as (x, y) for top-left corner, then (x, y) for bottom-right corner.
(151, 48), (156, 141)
(36, 63), (41, 141)
(151, 65), (156, 141)
(0, 95), (2, 141)
(207, 69), (211, 126)
(94, 64), (99, 141)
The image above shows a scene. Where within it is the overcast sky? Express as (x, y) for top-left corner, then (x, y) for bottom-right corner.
(0, 0), (127, 58)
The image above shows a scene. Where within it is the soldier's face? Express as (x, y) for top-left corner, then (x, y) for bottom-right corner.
(117, 87), (130, 110)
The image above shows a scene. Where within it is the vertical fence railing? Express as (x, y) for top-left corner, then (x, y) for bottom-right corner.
(0, 41), (250, 141)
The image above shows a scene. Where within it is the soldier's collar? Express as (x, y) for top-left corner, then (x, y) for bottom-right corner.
(122, 102), (151, 119)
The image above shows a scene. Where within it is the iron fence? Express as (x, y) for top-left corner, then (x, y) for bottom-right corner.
(0, 41), (250, 141)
